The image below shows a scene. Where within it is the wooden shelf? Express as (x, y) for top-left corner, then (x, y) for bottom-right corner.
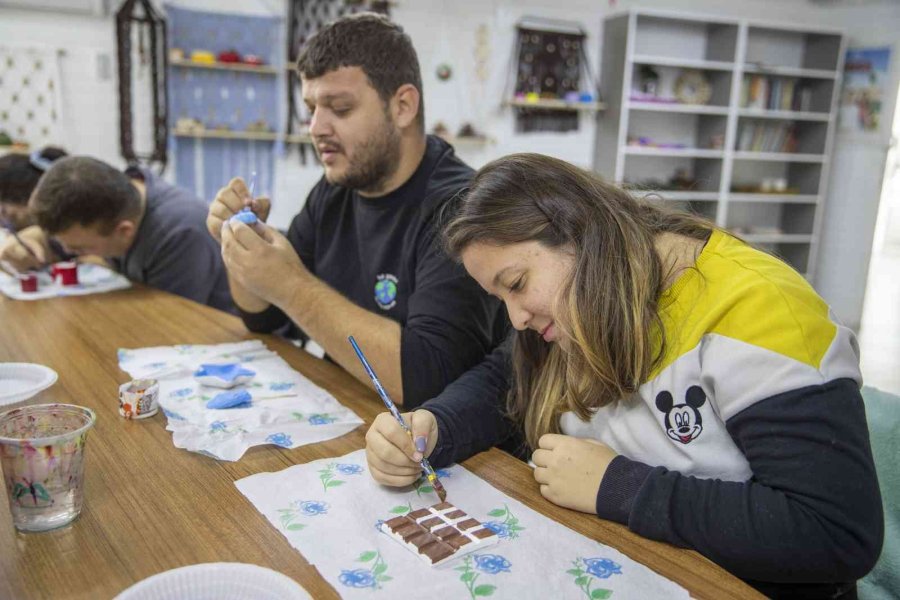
(506, 98), (606, 112)
(733, 151), (825, 163)
(170, 58), (279, 75)
(628, 101), (730, 115)
(728, 193), (819, 204)
(632, 55), (734, 71)
(742, 64), (837, 80)
(628, 190), (721, 201)
(173, 128), (312, 144)
(738, 108), (830, 122)
(624, 147), (724, 159)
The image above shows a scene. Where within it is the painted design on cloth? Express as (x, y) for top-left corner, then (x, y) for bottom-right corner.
(339, 550), (392, 589)
(266, 432), (293, 447)
(568, 556), (622, 599)
(655, 385), (706, 445)
(278, 499), (330, 531)
(455, 553), (511, 598)
(483, 503), (525, 539)
(374, 273), (398, 310)
(318, 461), (363, 492)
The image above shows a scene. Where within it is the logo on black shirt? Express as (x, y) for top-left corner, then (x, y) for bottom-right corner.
(374, 273), (399, 310)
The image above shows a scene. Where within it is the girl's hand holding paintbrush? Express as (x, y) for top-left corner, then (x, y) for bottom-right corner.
(206, 175), (271, 243)
(366, 409), (440, 487)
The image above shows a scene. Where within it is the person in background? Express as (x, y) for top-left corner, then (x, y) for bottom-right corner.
(208, 13), (506, 408)
(366, 153), (883, 599)
(0, 156), (233, 312)
(0, 146), (67, 231)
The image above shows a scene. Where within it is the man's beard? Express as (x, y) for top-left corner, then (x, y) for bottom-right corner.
(325, 115), (402, 194)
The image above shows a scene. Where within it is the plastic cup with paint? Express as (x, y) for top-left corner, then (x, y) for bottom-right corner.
(0, 403), (96, 532)
(51, 261), (79, 286)
(118, 379), (160, 419)
(18, 273), (38, 293)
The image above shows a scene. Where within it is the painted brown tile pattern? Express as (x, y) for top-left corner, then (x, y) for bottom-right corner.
(380, 502), (499, 566)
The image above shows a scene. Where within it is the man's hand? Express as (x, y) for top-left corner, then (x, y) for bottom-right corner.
(0, 226), (49, 274)
(532, 434), (618, 514)
(207, 177), (271, 243)
(220, 220), (306, 308)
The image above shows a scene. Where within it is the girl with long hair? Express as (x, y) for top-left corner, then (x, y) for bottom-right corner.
(364, 153), (882, 599)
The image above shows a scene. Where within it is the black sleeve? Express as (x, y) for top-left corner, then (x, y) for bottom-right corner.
(399, 217), (504, 409)
(421, 339), (524, 467)
(144, 227), (222, 306)
(238, 186), (319, 334)
(595, 378), (883, 588)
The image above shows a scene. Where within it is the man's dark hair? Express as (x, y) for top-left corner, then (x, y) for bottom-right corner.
(30, 156), (141, 234)
(297, 12), (425, 129)
(0, 146), (67, 205)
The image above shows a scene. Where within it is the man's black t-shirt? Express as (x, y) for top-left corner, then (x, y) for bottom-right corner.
(241, 135), (507, 408)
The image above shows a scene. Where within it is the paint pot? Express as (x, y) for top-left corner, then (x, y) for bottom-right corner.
(18, 273), (38, 293)
(118, 379), (159, 420)
(0, 403), (96, 532)
(51, 261), (78, 286)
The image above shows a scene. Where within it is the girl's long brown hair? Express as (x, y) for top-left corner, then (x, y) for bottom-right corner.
(444, 153), (713, 449)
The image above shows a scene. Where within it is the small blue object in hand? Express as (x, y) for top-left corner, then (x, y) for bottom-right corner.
(206, 389), (252, 409)
(230, 209), (258, 226)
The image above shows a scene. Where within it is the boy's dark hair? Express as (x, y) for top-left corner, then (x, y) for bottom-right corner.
(0, 146), (67, 205)
(30, 156), (141, 234)
(297, 12), (425, 129)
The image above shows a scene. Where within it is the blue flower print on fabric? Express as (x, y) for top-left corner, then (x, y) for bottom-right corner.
(335, 463), (364, 475)
(473, 554), (511, 575)
(269, 382), (295, 391)
(266, 432), (292, 447)
(294, 500), (329, 516)
(162, 408), (186, 421)
(483, 521), (512, 538)
(169, 387), (193, 398)
(309, 413), (337, 426)
(583, 557), (622, 579)
(210, 420), (227, 433)
(339, 568), (376, 589)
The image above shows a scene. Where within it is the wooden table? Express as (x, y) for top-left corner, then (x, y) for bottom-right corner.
(0, 287), (761, 599)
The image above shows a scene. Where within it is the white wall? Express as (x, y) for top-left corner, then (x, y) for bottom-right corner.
(1, 0), (897, 328)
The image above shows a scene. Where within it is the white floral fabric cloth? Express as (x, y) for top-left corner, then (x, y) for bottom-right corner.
(117, 340), (363, 461)
(235, 449), (688, 599)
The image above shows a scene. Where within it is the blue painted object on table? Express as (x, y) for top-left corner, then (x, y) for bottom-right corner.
(206, 389), (252, 409)
(193, 363), (256, 388)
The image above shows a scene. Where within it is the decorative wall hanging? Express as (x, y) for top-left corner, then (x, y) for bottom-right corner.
(116, 0), (168, 172)
(507, 17), (597, 133)
(286, 0), (390, 163)
(0, 45), (65, 149)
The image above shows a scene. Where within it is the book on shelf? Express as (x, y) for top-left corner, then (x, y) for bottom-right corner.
(741, 75), (812, 112)
(737, 121), (798, 153)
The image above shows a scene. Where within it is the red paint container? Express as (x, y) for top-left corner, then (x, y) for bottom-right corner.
(18, 273), (38, 293)
(51, 262), (78, 286)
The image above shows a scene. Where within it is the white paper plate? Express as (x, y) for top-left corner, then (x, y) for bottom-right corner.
(0, 363), (58, 406)
(114, 563), (312, 600)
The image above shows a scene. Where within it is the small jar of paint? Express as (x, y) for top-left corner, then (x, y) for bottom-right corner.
(118, 379), (160, 420)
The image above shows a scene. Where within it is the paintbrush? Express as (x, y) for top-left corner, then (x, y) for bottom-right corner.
(348, 336), (447, 502)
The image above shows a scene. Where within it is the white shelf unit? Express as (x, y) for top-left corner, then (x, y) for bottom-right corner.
(595, 10), (844, 279)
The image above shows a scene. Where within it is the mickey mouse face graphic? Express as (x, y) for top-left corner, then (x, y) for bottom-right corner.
(655, 385), (707, 445)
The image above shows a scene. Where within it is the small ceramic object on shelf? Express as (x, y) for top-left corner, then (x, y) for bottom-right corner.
(193, 363), (256, 388)
(175, 117), (204, 133)
(217, 49), (241, 63)
(169, 48), (185, 61)
(243, 55), (265, 66)
(190, 50), (215, 64)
